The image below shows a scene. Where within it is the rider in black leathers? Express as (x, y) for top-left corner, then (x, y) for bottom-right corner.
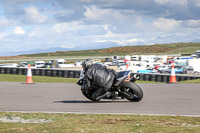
(82, 59), (117, 100)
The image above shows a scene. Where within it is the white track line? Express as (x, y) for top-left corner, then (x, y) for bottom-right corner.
(2, 111), (200, 117)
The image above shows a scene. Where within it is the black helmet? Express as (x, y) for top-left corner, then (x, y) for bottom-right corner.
(82, 59), (93, 71)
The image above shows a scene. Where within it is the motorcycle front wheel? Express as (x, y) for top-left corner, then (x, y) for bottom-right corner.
(122, 82), (143, 102)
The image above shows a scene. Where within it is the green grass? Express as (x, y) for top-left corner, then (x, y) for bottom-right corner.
(180, 78), (200, 83)
(0, 74), (77, 83)
(1, 74), (200, 83)
(0, 112), (199, 133)
(0, 74), (162, 83)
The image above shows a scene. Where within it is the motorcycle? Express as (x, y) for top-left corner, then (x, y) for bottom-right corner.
(77, 70), (143, 102)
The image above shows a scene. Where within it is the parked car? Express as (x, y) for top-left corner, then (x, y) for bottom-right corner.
(20, 62), (28, 67)
(157, 65), (170, 73)
(35, 61), (45, 68)
(137, 70), (153, 73)
(112, 60), (125, 66)
(1, 63), (19, 68)
(44, 63), (53, 68)
(183, 66), (194, 74)
(166, 65), (184, 74)
(56, 59), (75, 68)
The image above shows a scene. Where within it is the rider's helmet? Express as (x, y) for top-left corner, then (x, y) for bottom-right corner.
(82, 59), (93, 71)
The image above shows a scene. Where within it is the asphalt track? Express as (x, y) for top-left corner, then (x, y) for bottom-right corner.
(0, 82), (200, 116)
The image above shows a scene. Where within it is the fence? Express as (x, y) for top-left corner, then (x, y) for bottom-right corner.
(0, 67), (200, 83)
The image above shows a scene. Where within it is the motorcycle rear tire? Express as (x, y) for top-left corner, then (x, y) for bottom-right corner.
(122, 82), (143, 102)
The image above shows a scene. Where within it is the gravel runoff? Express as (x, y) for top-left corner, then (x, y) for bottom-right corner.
(0, 117), (53, 123)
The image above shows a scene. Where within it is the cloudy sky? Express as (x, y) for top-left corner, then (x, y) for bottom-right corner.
(0, 0), (200, 56)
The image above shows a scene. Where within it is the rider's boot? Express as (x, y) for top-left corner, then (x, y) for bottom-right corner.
(92, 88), (111, 100)
(95, 92), (111, 100)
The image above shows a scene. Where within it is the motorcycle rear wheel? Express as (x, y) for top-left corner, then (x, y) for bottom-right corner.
(122, 82), (143, 102)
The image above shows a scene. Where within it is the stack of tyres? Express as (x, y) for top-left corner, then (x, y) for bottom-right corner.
(57, 70), (63, 77)
(46, 69), (52, 77)
(63, 70), (69, 78)
(6, 68), (11, 74)
(34, 69), (40, 76)
(52, 70), (57, 77)
(11, 68), (17, 74)
(0, 67), (5, 74)
(69, 71), (74, 78)
(40, 69), (46, 76)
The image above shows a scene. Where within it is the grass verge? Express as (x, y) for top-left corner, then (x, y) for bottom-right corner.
(0, 112), (200, 133)
(0, 74), (160, 83)
(180, 78), (200, 83)
(1, 74), (200, 83)
(0, 74), (77, 83)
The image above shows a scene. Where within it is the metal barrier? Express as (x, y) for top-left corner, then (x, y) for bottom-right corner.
(0, 67), (200, 82)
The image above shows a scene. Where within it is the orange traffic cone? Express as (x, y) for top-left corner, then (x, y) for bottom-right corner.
(26, 64), (34, 84)
(169, 64), (177, 83)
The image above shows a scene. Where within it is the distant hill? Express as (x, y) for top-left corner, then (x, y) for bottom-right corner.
(20, 42), (200, 57)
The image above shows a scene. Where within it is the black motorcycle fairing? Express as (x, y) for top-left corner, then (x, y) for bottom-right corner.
(113, 76), (128, 87)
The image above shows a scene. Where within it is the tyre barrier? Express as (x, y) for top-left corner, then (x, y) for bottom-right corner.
(132, 73), (200, 83)
(0, 67), (200, 82)
(0, 67), (81, 78)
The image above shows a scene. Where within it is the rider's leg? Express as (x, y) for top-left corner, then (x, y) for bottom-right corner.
(92, 88), (110, 100)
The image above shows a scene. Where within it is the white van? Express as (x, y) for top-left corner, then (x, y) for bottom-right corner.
(56, 59), (75, 68)
(35, 61), (45, 68)
(1, 63), (19, 68)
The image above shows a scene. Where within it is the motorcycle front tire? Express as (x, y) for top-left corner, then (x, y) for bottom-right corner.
(122, 82), (143, 102)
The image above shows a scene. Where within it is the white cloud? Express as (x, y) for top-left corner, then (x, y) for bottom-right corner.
(79, 0), (93, 2)
(94, 39), (126, 45)
(0, 33), (9, 40)
(14, 26), (25, 35)
(0, 18), (10, 26)
(196, 1), (200, 7)
(28, 26), (45, 38)
(52, 21), (86, 33)
(109, 40), (126, 45)
(24, 5), (47, 24)
(126, 38), (144, 43)
(153, 17), (181, 31)
(83, 5), (125, 22)
(58, 44), (74, 48)
(154, 0), (188, 5)
(94, 38), (145, 46)
(84, 5), (111, 20)
(184, 20), (200, 28)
